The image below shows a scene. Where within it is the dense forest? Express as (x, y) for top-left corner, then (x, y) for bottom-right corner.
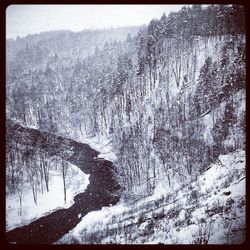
(6, 4), (245, 244)
(7, 4), (245, 194)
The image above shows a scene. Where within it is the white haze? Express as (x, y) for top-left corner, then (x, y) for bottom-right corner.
(6, 4), (187, 39)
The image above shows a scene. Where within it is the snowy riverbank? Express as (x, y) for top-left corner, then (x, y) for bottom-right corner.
(57, 149), (245, 244)
(6, 162), (89, 232)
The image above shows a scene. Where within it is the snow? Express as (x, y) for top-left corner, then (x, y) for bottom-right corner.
(84, 135), (117, 162)
(56, 149), (245, 244)
(57, 126), (118, 163)
(202, 112), (214, 144)
(57, 202), (128, 244)
(230, 177), (245, 197)
(174, 149), (246, 244)
(6, 6), (245, 245)
(6, 162), (89, 232)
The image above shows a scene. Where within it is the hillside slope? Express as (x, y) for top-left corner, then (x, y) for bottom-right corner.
(57, 149), (245, 244)
(6, 4), (245, 244)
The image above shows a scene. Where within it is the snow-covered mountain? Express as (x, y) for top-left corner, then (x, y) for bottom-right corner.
(6, 4), (245, 244)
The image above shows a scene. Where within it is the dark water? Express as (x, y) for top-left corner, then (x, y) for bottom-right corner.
(6, 120), (122, 244)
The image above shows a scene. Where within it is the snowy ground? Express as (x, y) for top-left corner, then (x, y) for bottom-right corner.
(56, 149), (245, 244)
(6, 163), (89, 232)
(13, 118), (118, 163)
(83, 135), (117, 162)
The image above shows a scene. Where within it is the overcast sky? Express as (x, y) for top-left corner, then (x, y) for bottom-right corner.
(6, 4), (187, 39)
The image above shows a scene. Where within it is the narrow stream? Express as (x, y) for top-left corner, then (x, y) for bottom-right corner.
(6, 120), (122, 244)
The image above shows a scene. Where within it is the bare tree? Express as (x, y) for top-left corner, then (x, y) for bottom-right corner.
(61, 159), (69, 203)
(40, 152), (50, 192)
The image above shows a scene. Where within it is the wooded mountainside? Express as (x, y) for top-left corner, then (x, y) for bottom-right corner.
(6, 4), (245, 197)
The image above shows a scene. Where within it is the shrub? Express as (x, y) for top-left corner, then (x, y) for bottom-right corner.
(167, 206), (180, 219)
(138, 213), (146, 224)
(152, 208), (165, 220)
(237, 196), (246, 208)
(205, 205), (224, 217)
(174, 219), (185, 228)
(192, 220), (214, 244)
(144, 219), (155, 235)
(154, 199), (160, 208)
(185, 208), (193, 220)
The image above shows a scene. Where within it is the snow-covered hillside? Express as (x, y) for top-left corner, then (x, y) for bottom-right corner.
(57, 150), (245, 244)
(6, 160), (89, 232)
(6, 4), (245, 245)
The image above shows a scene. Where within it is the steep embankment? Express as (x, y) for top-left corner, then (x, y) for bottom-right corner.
(111, 34), (246, 196)
(57, 150), (245, 244)
(6, 6), (245, 198)
(6, 120), (122, 244)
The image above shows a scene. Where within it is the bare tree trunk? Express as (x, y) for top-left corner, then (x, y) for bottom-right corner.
(63, 169), (67, 203)
(41, 154), (49, 192)
(40, 174), (44, 194)
(29, 173), (38, 205)
(62, 160), (68, 203)
(31, 185), (37, 205)
(18, 192), (22, 216)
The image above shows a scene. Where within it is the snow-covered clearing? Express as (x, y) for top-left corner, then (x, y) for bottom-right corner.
(56, 149), (245, 244)
(6, 163), (89, 232)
